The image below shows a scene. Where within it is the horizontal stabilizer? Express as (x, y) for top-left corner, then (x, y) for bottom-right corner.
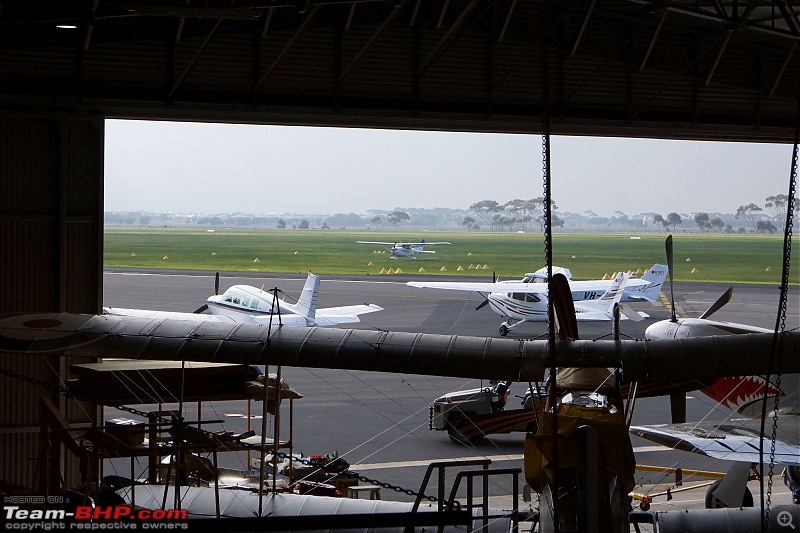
(315, 304), (384, 326)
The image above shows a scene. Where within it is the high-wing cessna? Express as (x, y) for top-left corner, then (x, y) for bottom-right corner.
(356, 239), (450, 259)
(407, 264), (667, 335)
(104, 271), (383, 327)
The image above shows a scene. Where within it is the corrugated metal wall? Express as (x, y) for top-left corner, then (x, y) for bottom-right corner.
(0, 113), (103, 492)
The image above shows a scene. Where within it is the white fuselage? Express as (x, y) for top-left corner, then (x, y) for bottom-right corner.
(206, 285), (311, 326)
(392, 245), (425, 257)
(486, 278), (657, 322)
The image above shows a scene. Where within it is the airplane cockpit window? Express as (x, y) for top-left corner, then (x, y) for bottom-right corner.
(221, 289), (244, 304)
(250, 299), (260, 310)
(522, 276), (547, 284)
(242, 295), (251, 307)
(510, 292), (540, 302)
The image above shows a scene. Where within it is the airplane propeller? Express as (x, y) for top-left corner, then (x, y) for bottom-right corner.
(663, 236), (687, 423)
(474, 271), (497, 311)
(193, 272), (220, 314)
(698, 287), (734, 319)
(666, 235), (676, 323)
(551, 272), (579, 341)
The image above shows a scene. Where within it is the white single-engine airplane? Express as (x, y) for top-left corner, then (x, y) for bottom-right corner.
(104, 271), (383, 328)
(626, 236), (800, 508)
(631, 292), (799, 508)
(408, 264), (667, 335)
(356, 239), (450, 259)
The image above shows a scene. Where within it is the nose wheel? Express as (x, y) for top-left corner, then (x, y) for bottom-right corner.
(499, 323), (510, 336)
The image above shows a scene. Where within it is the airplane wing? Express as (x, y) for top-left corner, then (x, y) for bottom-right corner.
(407, 281), (547, 293)
(315, 304), (384, 326)
(103, 307), (235, 323)
(631, 420), (800, 465)
(357, 241), (450, 246)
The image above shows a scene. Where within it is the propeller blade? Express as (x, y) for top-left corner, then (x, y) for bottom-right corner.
(551, 273), (579, 340)
(492, 271), (497, 283)
(193, 304), (208, 314)
(476, 299), (490, 311)
(666, 235), (676, 322)
(699, 287), (734, 319)
(214, 272), (220, 296)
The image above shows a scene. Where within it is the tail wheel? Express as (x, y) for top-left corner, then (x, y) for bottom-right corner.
(704, 479), (754, 509)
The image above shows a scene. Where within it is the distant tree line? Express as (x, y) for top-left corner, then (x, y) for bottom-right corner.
(104, 192), (796, 232)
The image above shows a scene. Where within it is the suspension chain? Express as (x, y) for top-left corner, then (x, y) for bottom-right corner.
(765, 133), (798, 523)
(0, 367), (444, 506)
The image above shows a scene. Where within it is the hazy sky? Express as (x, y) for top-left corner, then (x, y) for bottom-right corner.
(104, 119), (793, 217)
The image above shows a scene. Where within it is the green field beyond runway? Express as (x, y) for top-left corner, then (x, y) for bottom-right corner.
(104, 228), (797, 284)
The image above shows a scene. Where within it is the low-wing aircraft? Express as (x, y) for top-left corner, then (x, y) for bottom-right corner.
(407, 264), (667, 335)
(104, 271), (383, 328)
(632, 305), (799, 508)
(356, 239), (450, 259)
(627, 235), (800, 508)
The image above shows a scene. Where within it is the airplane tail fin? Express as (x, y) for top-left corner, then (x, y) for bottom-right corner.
(293, 271), (320, 322)
(639, 264), (669, 301)
(573, 272), (639, 321)
(599, 271), (629, 306)
(601, 272), (647, 320)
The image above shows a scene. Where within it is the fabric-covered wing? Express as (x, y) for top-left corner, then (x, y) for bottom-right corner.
(631, 420), (800, 465)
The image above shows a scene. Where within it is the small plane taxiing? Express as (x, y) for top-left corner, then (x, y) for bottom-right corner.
(104, 271), (383, 327)
(408, 264), (667, 335)
(356, 239), (450, 259)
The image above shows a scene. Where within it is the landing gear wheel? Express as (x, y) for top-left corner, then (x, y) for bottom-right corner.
(446, 414), (480, 445)
(499, 324), (509, 336)
(704, 479), (754, 509)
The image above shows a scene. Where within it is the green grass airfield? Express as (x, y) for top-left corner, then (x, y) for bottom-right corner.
(104, 228), (798, 285)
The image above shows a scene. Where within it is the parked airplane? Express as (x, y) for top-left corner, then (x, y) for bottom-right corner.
(104, 271), (383, 327)
(632, 302), (799, 508)
(628, 235), (800, 508)
(407, 264), (667, 335)
(356, 239), (450, 259)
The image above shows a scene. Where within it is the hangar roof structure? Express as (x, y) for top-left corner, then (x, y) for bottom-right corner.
(3, 0), (800, 141)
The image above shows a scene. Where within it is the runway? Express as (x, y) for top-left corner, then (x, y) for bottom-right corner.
(102, 269), (798, 510)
